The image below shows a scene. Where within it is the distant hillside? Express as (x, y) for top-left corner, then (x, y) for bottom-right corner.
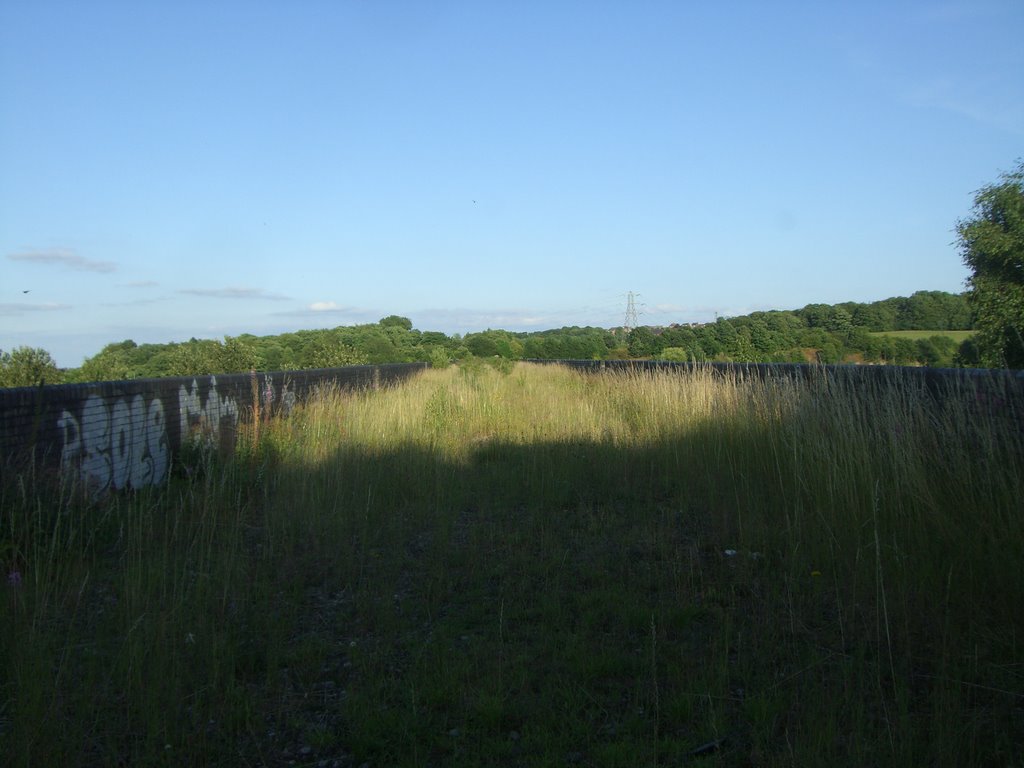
(0, 290), (982, 387)
(635, 291), (973, 367)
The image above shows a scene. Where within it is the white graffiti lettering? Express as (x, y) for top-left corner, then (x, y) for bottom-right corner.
(58, 394), (169, 492)
(178, 376), (239, 447)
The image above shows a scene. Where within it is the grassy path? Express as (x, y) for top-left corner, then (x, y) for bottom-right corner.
(2, 362), (1022, 765)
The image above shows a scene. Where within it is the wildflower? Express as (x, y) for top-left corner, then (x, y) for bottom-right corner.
(811, 570), (822, 578)
(185, 632), (196, 644)
(7, 570), (21, 587)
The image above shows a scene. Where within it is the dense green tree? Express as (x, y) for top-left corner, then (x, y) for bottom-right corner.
(463, 330), (522, 359)
(915, 335), (958, 368)
(464, 331), (500, 358)
(764, 311), (802, 347)
(658, 326), (693, 349)
(379, 315), (414, 331)
(135, 348), (178, 378)
(846, 326), (876, 355)
(939, 292), (972, 329)
(257, 342), (297, 372)
(165, 339), (223, 377)
(658, 347), (690, 362)
(73, 340), (137, 382)
(301, 333), (366, 368)
(521, 336), (548, 359)
(852, 303), (892, 332)
(379, 326), (411, 360)
(429, 347), (450, 369)
(694, 326), (721, 358)
(346, 327), (402, 364)
(954, 337), (982, 367)
(732, 326), (757, 360)
(892, 338), (919, 366)
(746, 319), (775, 357)
(903, 291), (970, 330)
(858, 331), (884, 363)
(958, 161), (1024, 368)
(896, 292), (940, 330)
(515, 327), (614, 360)
(800, 303), (832, 328)
(626, 326), (659, 357)
(219, 335), (259, 373)
(0, 346), (61, 387)
(826, 307), (854, 338)
(497, 336), (524, 359)
(419, 331), (451, 348)
(797, 329), (840, 363)
(712, 318), (740, 358)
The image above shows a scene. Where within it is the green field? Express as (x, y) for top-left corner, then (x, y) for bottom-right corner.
(2, 362), (1021, 765)
(869, 329), (975, 342)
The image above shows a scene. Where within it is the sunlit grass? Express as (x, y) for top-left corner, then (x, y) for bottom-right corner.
(869, 329), (976, 343)
(2, 361), (1021, 765)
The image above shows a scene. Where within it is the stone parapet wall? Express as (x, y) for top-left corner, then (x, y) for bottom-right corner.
(0, 363), (427, 492)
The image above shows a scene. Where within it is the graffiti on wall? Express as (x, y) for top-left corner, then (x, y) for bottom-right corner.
(259, 375), (296, 418)
(58, 394), (170, 492)
(179, 376), (240, 448)
(58, 377), (240, 492)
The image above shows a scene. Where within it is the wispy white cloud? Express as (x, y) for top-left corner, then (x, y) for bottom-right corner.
(274, 302), (375, 321)
(179, 287), (290, 300)
(272, 304), (558, 330)
(264, 302), (793, 335)
(7, 248), (116, 273)
(0, 302), (71, 316)
(414, 308), (553, 331)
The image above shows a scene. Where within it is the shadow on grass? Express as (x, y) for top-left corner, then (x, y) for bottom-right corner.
(3, 383), (1023, 766)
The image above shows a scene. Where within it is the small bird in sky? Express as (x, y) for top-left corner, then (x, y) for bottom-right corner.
(22, 290), (29, 294)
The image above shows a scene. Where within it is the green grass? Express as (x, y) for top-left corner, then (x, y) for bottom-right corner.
(869, 329), (976, 342)
(2, 361), (1022, 766)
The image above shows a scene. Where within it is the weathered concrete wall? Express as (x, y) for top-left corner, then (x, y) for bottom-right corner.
(0, 363), (427, 492)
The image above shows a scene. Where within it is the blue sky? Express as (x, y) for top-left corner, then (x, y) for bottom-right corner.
(1, 1), (1022, 367)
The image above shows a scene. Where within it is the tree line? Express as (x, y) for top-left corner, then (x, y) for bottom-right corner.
(3, 161), (1021, 386)
(0, 290), (977, 387)
(628, 290), (973, 366)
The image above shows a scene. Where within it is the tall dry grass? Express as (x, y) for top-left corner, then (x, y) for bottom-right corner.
(2, 361), (1021, 765)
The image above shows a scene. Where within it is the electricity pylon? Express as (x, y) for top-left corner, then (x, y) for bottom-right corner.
(623, 291), (640, 334)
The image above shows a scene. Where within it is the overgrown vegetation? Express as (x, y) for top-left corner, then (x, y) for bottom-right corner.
(2, 362), (1021, 765)
(636, 290), (972, 366)
(958, 160), (1024, 369)
(1, 289), (989, 389)
(0, 346), (60, 388)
